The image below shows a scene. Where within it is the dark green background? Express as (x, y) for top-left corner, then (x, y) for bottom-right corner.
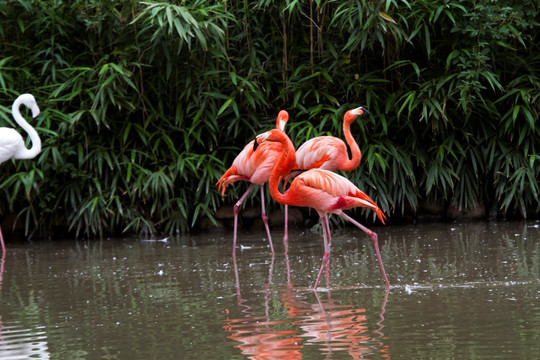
(0, 0), (538, 237)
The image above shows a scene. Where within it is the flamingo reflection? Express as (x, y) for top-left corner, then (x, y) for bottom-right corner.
(225, 253), (390, 359)
(0, 324), (50, 359)
(0, 251), (4, 291)
(225, 252), (303, 359)
(0, 257), (50, 360)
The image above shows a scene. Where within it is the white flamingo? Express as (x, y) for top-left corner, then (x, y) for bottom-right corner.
(0, 94), (41, 252)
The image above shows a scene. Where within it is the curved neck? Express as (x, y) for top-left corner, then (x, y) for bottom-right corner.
(268, 134), (296, 205)
(12, 98), (41, 159)
(341, 115), (361, 172)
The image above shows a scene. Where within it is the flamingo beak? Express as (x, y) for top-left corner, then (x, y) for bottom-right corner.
(360, 107), (369, 115)
(253, 131), (272, 151)
(277, 110), (289, 131)
(351, 106), (369, 116)
(31, 105), (41, 118)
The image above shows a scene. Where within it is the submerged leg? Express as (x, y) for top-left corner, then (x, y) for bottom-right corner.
(313, 214), (332, 289)
(232, 183), (257, 255)
(285, 250), (293, 288)
(259, 186), (275, 254)
(339, 212), (390, 288)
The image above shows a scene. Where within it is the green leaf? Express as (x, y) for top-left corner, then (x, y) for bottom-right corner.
(217, 99), (233, 116)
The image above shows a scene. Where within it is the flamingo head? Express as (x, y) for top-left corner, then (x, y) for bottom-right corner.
(20, 93), (41, 118)
(344, 106), (369, 123)
(254, 129), (276, 148)
(276, 110), (289, 131)
(253, 130), (272, 151)
(254, 128), (292, 150)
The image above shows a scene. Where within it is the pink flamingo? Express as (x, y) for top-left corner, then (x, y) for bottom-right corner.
(286, 106), (369, 252)
(254, 129), (389, 289)
(217, 110), (289, 255)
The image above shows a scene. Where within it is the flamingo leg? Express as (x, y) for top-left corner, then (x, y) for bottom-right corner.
(323, 214), (332, 286)
(232, 250), (241, 301)
(259, 186), (275, 254)
(0, 226), (5, 253)
(283, 205), (289, 254)
(313, 214), (332, 289)
(339, 212), (390, 288)
(232, 183), (258, 255)
(282, 178), (290, 254)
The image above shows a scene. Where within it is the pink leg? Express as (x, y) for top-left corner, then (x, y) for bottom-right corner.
(283, 205), (289, 254)
(313, 215), (332, 289)
(0, 226), (5, 253)
(259, 186), (275, 255)
(323, 214), (332, 286)
(339, 212), (390, 288)
(0, 250), (4, 289)
(282, 179), (290, 254)
(232, 183), (258, 255)
(0, 228), (5, 292)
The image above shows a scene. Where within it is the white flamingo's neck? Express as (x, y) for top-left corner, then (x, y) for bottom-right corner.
(12, 94), (41, 159)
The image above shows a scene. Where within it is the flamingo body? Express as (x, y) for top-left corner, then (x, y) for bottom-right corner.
(294, 106), (368, 172)
(0, 129), (27, 163)
(294, 136), (348, 170)
(285, 169), (386, 222)
(217, 140), (283, 192)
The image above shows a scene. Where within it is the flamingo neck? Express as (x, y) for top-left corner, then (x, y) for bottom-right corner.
(341, 114), (361, 172)
(268, 134), (296, 205)
(12, 97), (41, 159)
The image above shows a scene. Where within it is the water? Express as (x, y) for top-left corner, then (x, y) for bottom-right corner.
(0, 221), (539, 359)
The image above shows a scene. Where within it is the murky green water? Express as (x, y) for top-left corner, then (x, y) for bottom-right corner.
(0, 221), (539, 359)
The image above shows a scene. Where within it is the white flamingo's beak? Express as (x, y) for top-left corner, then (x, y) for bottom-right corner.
(31, 104), (41, 118)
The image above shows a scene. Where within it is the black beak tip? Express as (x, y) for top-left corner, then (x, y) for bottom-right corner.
(253, 138), (259, 151)
(362, 107), (370, 115)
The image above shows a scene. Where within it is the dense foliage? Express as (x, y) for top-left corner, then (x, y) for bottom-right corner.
(0, 0), (538, 238)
